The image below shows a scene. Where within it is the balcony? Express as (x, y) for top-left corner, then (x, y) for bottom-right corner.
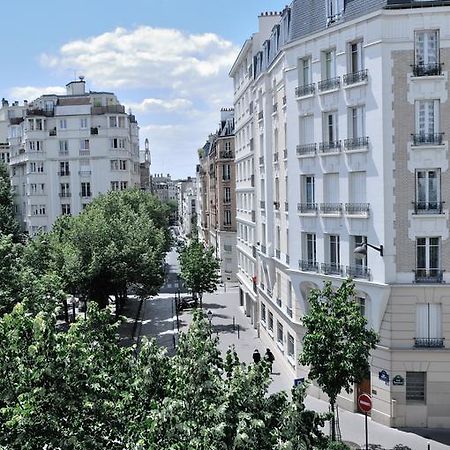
(260, 201), (266, 209)
(78, 170), (92, 177)
(414, 337), (444, 348)
(220, 150), (234, 159)
(27, 108), (54, 117)
(57, 171), (70, 176)
(298, 202), (318, 214)
(346, 265), (370, 280)
(345, 203), (370, 215)
(259, 156), (264, 165)
(412, 62), (443, 77)
(320, 203), (342, 214)
(318, 76), (340, 92)
(273, 152), (279, 163)
(414, 269), (444, 284)
(321, 263), (342, 276)
(295, 83), (316, 97)
(343, 69), (368, 86)
(411, 133), (444, 146)
(299, 260), (319, 272)
(412, 201), (444, 215)
(79, 150), (90, 156)
(297, 143), (317, 157)
(284, 202), (289, 212)
(91, 105), (125, 115)
(59, 192), (72, 198)
(274, 201), (280, 211)
(344, 136), (369, 150)
(258, 111), (264, 121)
(319, 140), (341, 153)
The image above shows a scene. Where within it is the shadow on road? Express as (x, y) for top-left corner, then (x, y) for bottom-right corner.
(212, 323), (248, 334)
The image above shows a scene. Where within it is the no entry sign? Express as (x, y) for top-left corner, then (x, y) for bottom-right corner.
(358, 394), (372, 413)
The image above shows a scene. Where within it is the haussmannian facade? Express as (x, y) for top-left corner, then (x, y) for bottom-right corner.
(231, 0), (450, 429)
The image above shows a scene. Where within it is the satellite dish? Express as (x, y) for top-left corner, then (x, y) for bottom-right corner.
(79, 75), (85, 81)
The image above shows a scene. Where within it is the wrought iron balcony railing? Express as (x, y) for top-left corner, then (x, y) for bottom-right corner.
(412, 62), (443, 77)
(414, 337), (444, 348)
(295, 83), (316, 97)
(346, 265), (371, 280)
(57, 171), (70, 176)
(320, 203), (342, 214)
(344, 136), (369, 150)
(343, 69), (368, 86)
(414, 269), (444, 284)
(220, 150), (234, 159)
(411, 132), (444, 146)
(318, 76), (340, 92)
(345, 203), (370, 214)
(297, 143), (317, 156)
(59, 192), (72, 198)
(299, 259), (319, 272)
(412, 201), (444, 214)
(297, 202), (318, 213)
(319, 140), (341, 153)
(321, 263), (343, 275)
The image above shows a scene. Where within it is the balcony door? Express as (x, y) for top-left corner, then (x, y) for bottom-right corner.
(416, 100), (439, 136)
(415, 30), (439, 66)
(416, 237), (440, 279)
(416, 169), (439, 211)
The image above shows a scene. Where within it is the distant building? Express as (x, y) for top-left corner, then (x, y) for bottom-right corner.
(151, 173), (177, 203)
(177, 177), (197, 237)
(2, 79), (140, 235)
(139, 138), (151, 191)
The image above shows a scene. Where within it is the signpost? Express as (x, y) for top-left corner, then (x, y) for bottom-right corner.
(358, 394), (372, 450)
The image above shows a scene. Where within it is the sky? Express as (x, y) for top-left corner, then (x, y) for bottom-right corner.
(1, 0), (283, 179)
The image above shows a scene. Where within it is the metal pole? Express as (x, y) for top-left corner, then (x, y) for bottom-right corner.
(72, 302), (76, 323)
(233, 316), (235, 331)
(428, 442), (431, 450)
(365, 413), (368, 450)
(237, 324), (240, 339)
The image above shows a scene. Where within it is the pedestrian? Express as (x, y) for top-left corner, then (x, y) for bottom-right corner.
(264, 348), (275, 373)
(252, 349), (261, 364)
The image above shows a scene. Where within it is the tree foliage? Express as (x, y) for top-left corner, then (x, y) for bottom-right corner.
(299, 279), (379, 440)
(178, 239), (220, 306)
(0, 306), (331, 449)
(0, 162), (21, 241)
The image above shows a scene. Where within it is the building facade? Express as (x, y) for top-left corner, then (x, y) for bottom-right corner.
(197, 109), (238, 282)
(4, 79), (140, 234)
(231, 0), (450, 428)
(177, 177), (197, 238)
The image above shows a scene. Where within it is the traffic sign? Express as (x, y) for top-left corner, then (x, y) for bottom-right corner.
(358, 394), (372, 413)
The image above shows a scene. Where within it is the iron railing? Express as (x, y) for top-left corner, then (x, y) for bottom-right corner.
(295, 83), (316, 97)
(412, 201), (444, 214)
(296, 143), (317, 156)
(57, 171), (70, 176)
(411, 132), (444, 146)
(414, 337), (444, 348)
(344, 136), (369, 150)
(412, 62), (443, 77)
(320, 203), (342, 214)
(297, 202), (318, 213)
(318, 76), (340, 92)
(346, 265), (371, 280)
(59, 192), (72, 198)
(319, 140), (341, 153)
(345, 203), (370, 214)
(321, 263), (343, 275)
(299, 260), (319, 272)
(414, 269), (444, 284)
(220, 150), (234, 159)
(343, 69), (368, 85)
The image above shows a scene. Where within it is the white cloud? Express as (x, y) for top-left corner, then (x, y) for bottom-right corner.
(8, 86), (66, 101)
(125, 97), (192, 113)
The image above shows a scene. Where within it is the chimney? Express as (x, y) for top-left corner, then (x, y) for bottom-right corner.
(66, 76), (86, 95)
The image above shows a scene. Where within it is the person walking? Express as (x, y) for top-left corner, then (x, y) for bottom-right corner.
(252, 349), (261, 364)
(264, 348), (275, 373)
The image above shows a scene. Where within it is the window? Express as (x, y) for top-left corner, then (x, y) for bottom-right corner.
(304, 233), (317, 264)
(323, 173), (339, 204)
(60, 183), (70, 197)
(348, 106), (365, 139)
(110, 160), (119, 171)
(37, 162), (44, 173)
(287, 333), (295, 358)
(348, 41), (363, 73)
(61, 204), (71, 215)
(223, 164), (231, 180)
(299, 56), (312, 86)
(323, 111), (338, 142)
(30, 183), (45, 195)
(60, 161), (69, 176)
(322, 49), (336, 79)
(81, 182), (91, 197)
(268, 311), (274, 332)
(277, 321), (284, 346)
(120, 181), (128, 190)
(29, 162), (37, 173)
(416, 169), (440, 211)
(31, 204), (46, 215)
(261, 302), (267, 324)
(415, 30), (438, 66)
(326, 0), (344, 22)
(111, 181), (120, 191)
(80, 118), (88, 129)
(225, 141), (231, 151)
(406, 372), (426, 403)
(59, 119), (67, 129)
(59, 140), (69, 153)
(329, 235), (340, 266)
(349, 171), (367, 204)
(80, 139), (90, 150)
(118, 116), (125, 128)
(109, 116), (118, 128)
(119, 160), (127, 170)
(416, 237), (440, 278)
(111, 138), (126, 149)
(299, 115), (314, 145)
(416, 303), (442, 343)
(357, 297), (366, 317)
(416, 100), (440, 136)
(29, 141), (43, 152)
(224, 187), (231, 203)
(224, 209), (232, 225)
(287, 281), (293, 317)
(302, 175), (315, 205)
(223, 244), (232, 252)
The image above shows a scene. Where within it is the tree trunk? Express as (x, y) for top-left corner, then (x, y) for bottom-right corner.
(62, 297), (69, 324)
(330, 401), (336, 441)
(199, 292), (203, 308)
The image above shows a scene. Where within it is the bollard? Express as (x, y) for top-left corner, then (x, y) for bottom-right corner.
(237, 324), (240, 339)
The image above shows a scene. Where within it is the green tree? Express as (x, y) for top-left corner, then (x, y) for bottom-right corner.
(299, 279), (379, 441)
(178, 239), (220, 307)
(0, 162), (21, 240)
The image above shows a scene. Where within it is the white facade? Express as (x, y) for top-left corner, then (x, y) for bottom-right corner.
(5, 80), (140, 234)
(177, 177), (197, 237)
(232, 2), (450, 429)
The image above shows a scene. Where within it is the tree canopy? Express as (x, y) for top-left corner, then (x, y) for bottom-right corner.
(299, 279), (379, 440)
(178, 239), (220, 306)
(0, 161), (21, 241)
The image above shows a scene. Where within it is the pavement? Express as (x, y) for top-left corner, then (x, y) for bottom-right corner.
(120, 247), (450, 450)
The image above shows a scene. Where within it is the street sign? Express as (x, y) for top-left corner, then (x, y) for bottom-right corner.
(358, 394), (372, 413)
(294, 377), (305, 386)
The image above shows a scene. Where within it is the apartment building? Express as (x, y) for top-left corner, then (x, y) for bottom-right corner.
(231, 0), (450, 428)
(152, 173), (177, 203)
(177, 177), (197, 238)
(197, 109), (238, 282)
(4, 79), (140, 234)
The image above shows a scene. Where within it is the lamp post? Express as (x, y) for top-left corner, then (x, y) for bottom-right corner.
(353, 243), (384, 259)
(207, 310), (213, 337)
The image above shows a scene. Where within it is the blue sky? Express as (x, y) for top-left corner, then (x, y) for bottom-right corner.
(1, 0), (283, 178)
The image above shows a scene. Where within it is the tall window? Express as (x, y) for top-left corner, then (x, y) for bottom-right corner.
(323, 173), (339, 204)
(224, 210), (232, 225)
(416, 303), (442, 344)
(322, 49), (336, 79)
(81, 182), (91, 198)
(348, 41), (363, 73)
(59, 140), (69, 153)
(304, 233), (317, 264)
(222, 164), (231, 180)
(59, 119), (67, 129)
(268, 311), (274, 332)
(298, 56), (312, 86)
(61, 204), (71, 215)
(59, 161), (69, 176)
(299, 115), (314, 145)
(80, 118), (88, 129)
(348, 106), (365, 139)
(287, 333), (295, 358)
(416, 100), (439, 136)
(329, 235), (340, 267)
(416, 237), (440, 278)
(261, 302), (267, 324)
(80, 139), (90, 150)
(326, 0), (344, 21)
(60, 183), (70, 197)
(277, 321), (284, 346)
(323, 111), (338, 142)
(415, 30), (438, 66)
(302, 175), (315, 205)
(416, 169), (440, 211)
(349, 171), (366, 204)
(224, 187), (231, 202)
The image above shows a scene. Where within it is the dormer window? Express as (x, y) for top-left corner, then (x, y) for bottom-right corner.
(326, 0), (344, 24)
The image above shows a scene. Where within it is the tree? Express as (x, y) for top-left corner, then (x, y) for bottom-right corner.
(299, 279), (379, 441)
(0, 162), (21, 241)
(178, 239), (220, 307)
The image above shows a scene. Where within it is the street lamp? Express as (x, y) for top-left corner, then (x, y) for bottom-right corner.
(353, 243), (384, 259)
(207, 310), (213, 336)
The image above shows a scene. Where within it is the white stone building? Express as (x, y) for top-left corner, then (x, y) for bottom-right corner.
(5, 79), (140, 234)
(231, 0), (450, 429)
(177, 177), (197, 238)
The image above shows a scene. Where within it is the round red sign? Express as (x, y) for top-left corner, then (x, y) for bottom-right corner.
(358, 394), (372, 413)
